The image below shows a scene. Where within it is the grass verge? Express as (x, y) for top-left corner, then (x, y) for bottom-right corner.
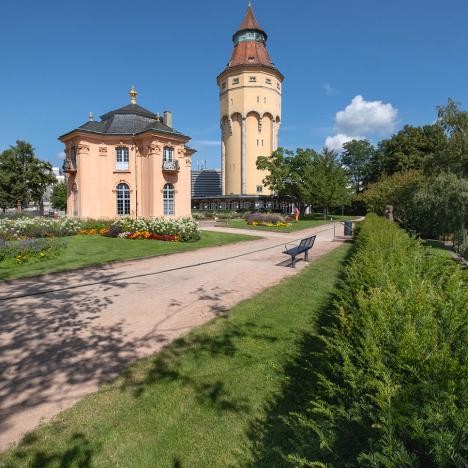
(224, 214), (354, 232)
(0, 244), (351, 467)
(0, 231), (257, 281)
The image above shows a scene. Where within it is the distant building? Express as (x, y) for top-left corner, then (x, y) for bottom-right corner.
(191, 170), (222, 198)
(43, 167), (65, 213)
(59, 87), (196, 219)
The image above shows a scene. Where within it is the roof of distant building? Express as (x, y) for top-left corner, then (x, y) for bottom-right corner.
(59, 88), (189, 140)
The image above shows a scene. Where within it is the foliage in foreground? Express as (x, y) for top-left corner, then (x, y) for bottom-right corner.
(286, 214), (467, 466)
(0, 216), (200, 242)
(107, 217), (200, 241)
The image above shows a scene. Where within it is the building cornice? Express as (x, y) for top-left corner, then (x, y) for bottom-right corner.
(216, 64), (284, 84)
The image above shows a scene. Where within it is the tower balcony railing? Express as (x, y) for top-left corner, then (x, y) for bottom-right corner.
(162, 160), (180, 172)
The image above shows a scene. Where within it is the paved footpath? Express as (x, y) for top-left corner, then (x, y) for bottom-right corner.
(0, 222), (347, 451)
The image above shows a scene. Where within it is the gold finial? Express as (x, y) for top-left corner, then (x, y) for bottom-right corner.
(89, 111), (94, 122)
(248, 1), (252, 6)
(129, 85), (137, 104)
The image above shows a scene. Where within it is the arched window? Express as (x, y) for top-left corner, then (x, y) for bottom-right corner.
(163, 146), (173, 162)
(163, 183), (174, 215)
(116, 183), (130, 215)
(116, 147), (129, 171)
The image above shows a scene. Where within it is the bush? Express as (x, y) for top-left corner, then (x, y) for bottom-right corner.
(0, 217), (82, 240)
(192, 211), (241, 220)
(106, 217), (200, 242)
(287, 214), (468, 466)
(246, 212), (288, 226)
(0, 238), (66, 263)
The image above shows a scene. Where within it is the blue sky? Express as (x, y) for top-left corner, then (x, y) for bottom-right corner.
(1, 0), (467, 169)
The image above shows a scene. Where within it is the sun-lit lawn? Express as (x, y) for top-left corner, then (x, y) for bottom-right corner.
(0, 245), (351, 467)
(224, 214), (355, 232)
(0, 231), (257, 281)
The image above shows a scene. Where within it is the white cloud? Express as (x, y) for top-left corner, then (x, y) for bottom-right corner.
(324, 133), (364, 152)
(324, 95), (398, 152)
(323, 83), (336, 96)
(334, 95), (397, 135)
(57, 151), (66, 159)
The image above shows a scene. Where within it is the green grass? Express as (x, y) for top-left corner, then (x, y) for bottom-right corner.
(224, 214), (355, 232)
(0, 244), (352, 467)
(0, 232), (256, 281)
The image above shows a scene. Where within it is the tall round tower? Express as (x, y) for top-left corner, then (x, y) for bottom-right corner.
(217, 4), (284, 196)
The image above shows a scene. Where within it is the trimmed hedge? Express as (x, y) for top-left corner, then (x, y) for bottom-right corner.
(287, 214), (467, 466)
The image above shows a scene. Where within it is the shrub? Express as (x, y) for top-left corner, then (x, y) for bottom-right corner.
(106, 217), (200, 242)
(0, 217), (82, 240)
(246, 212), (288, 226)
(0, 238), (66, 263)
(286, 214), (468, 466)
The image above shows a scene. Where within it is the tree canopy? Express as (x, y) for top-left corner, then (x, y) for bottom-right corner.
(0, 140), (56, 212)
(257, 147), (350, 214)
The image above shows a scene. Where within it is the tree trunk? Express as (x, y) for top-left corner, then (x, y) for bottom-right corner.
(39, 198), (44, 216)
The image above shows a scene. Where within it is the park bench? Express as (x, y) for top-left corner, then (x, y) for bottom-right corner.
(283, 235), (316, 268)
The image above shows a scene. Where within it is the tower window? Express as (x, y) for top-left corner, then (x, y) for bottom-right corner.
(277, 82), (281, 89)
(248, 56), (255, 63)
(264, 97), (266, 103)
(256, 185), (263, 193)
(249, 76), (256, 82)
(265, 78), (272, 85)
(257, 96), (259, 103)
(232, 77), (239, 85)
(116, 183), (130, 215)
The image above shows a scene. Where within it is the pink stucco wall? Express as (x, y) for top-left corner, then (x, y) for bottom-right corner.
(61, 133), (194, 219)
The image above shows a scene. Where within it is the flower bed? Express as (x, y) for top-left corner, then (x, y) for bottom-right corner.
(245, 212), (289, 227)
(0, 238), (67, 264)
(0, 217), (81, 240)
(103, 217), (199, 242)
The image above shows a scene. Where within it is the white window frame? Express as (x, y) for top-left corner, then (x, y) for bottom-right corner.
(163, 146), (174, 162)
(116, 183), (130, 215)
(116, 147), (129, 171)
(163, 183), (175, 215)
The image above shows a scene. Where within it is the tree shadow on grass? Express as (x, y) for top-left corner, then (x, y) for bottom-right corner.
(245, 249), (358, 467)
(119, 316), (277, 414)
(3, 432), (96, 468)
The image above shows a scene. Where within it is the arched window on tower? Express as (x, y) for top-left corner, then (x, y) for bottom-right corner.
(163, 183), (175, 215)
(116, 183), (130, 215)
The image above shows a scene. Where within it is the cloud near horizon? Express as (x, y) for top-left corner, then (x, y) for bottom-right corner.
(324, 95), (398, 152)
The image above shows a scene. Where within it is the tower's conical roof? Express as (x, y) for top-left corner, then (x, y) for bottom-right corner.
(237, 4), (262, 31)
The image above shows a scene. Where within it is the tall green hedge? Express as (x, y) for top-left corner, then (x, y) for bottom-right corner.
(288, 214), (467, 466)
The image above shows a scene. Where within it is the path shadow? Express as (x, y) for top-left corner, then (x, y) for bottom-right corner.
(0, 269), (163, 453)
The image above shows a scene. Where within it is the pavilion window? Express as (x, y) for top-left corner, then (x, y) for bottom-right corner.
(163, 146), (174, 162)
(116, 147), (129, 171)
(116, 183), (130, 215)
(163, 183), (175, 215)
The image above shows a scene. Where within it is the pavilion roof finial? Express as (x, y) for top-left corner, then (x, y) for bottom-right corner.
(129, 85), (137, 105)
